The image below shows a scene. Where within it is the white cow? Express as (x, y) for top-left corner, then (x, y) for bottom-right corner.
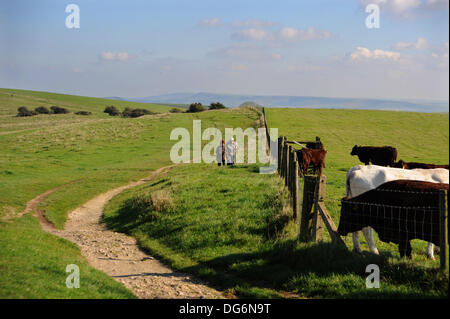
(345, 165), (449, 259)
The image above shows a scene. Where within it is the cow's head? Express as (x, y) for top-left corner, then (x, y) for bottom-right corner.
(393, 160), (405, 169)
(350, 145), (358, 156)
(337, 199), (366, 236)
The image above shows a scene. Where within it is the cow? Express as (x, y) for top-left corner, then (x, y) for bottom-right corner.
(344, 165), (449, 259)
(394, 160), (449, 170)
(296, 148), (327, 176)
(338, 180), (448, 259)
(350, 145), (398, 167)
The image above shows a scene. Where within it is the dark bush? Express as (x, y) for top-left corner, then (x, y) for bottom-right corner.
(187, 102), (205, 113)
(169, 107), (184, 113)
(122, 108), (156, 118)
(75, 111), (92, 116)
(209, 102), (226, 110)
(104, 105), (121, 116)
(34, 106), (51, 114)
(50, 106), (69, 114)
(16, 106), (37, 117)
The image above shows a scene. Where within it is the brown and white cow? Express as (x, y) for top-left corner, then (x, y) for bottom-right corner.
(344, 165), (449, 259)
(339, 180), (448, 259)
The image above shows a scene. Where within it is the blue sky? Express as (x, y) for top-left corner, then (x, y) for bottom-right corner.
(0, 0), (448, 100)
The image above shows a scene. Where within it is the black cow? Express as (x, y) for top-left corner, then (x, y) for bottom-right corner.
(338, 180), (448, 259)
(350, 145), (398, 167)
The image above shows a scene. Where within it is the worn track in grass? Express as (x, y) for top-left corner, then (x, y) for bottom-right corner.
(26, 165), (224, 299)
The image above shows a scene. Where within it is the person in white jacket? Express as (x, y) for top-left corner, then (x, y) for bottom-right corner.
(226, 138), (238, 166)
(216, 139), (225, 166)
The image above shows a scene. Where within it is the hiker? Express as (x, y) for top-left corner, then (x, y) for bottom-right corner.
(216, 139), (226, 166)
(226, 138), (238, 166)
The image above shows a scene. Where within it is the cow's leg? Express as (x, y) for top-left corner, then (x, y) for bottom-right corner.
(399, 241), (413, 259)
(352, 231), (363, 253)
(426, 243), (435, 260)
(362, 227), (379, 255)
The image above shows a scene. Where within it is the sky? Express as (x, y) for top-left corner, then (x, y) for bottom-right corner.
(0, 0), (449, 101)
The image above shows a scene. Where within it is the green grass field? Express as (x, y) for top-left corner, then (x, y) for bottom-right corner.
(265, 108), (449, 257)
(1, 88), (448, 298)
(102, 107), (449, 298)
(0, 88), (260, 298)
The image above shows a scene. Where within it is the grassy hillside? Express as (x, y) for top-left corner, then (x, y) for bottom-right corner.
(0, 88), (260, 298)
(103, 164), (448, 298)
(102, 107), (448, 298)
(1, 88), (448, 299)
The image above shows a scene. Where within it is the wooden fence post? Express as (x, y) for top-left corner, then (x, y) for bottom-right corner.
(315, 136), (321, 149)
(292, 152), (299, 219)
(288, 146), (293, 192)
(439, 190), (449, 272)
(299, 175), (319, 242)
(277, 137), (282, 173)
(311, 175), (326, 242)
(284, 143), (289, 187)
(281, 137), (286, 179)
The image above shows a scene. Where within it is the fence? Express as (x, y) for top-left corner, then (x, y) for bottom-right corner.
(261, 107), (449, 271)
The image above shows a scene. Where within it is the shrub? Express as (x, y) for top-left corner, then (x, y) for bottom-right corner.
(104, 105), (121, 116)
(75, 111), (92, 116)
(16, 106), (37, 117)
(187, 102), (205, 113)
(169, 107), (184, 113)
(122, 107), (155, 118)
(50, 106), (69, 114)
(151, 190), (175, 214)
(34, 106), (51, 114)
(209, 102), (226, 110)
(125, 190), (175, 223)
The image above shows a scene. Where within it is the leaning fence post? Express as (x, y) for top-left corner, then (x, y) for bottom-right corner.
(439, 190), (449, 272)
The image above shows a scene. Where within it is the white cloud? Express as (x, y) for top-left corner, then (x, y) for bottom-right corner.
(231, 28), (273, 41)
(430, 41), (449, 68)
(198, 18), (220, 27)
(271, 53), (282, 60)
(231, 19), (275, 28)
(350, 47), (401, 61)
(279, 27), (332, 41)
(392, 37), (429, 50)
(100, 51), (131, 61)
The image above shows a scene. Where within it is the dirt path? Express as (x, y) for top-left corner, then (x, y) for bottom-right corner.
(28, 165), (224, 299)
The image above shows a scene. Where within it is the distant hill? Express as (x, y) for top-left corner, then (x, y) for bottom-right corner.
(126, 92), (449, 113)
